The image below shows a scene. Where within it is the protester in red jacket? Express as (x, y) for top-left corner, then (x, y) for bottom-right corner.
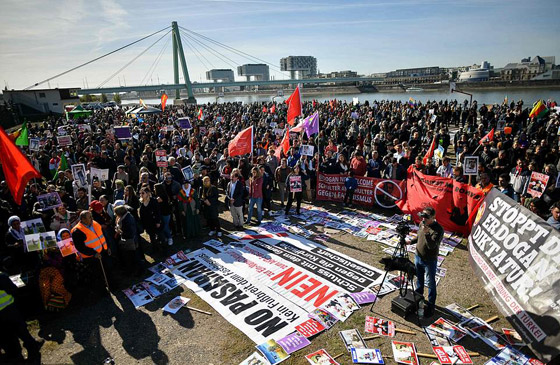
(350, 151), (367, 177)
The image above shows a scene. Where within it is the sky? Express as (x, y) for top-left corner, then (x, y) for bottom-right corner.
(1, 0), (559, 90)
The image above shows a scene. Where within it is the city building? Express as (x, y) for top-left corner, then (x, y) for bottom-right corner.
(500, 56), (556, 81)
(206, 69), (235, 82)
(3, 88), (80, 115)
(280, 56), (317, 79)
(237, 64), (270, 81)
(458, 61), (492, 82)
(384, 66), (445, 84)
(317, 70), (358, 79)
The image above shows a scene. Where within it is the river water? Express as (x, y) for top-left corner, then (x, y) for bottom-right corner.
(123, 87), (560, 106)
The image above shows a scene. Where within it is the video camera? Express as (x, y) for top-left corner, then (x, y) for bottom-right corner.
(395, 220), (411, 239)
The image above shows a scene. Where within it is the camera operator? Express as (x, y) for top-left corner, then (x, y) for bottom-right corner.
(407, 206), (443, 317)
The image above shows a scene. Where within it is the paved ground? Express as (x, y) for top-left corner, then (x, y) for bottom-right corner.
(30, 197), (515, 365)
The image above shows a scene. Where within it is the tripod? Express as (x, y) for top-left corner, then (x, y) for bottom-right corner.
(369, 231), (423, 325)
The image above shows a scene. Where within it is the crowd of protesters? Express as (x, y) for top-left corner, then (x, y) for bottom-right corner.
(1, 96), (560, 361)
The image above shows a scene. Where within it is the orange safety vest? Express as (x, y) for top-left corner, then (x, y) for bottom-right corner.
(71, 221), (107, 259)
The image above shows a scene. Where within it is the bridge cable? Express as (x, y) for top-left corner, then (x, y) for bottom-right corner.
(140, 34), (171, 86)
(97, 29), (171, 88)
(24, 26), (171, 90)
(180, 30), (239, 70)
(179, 25), (289, 77)
(181, 33), (214, 70)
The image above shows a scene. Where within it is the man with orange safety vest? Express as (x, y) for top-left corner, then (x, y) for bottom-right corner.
(71, 211), (111, 289)
(0, 258), (43, 363)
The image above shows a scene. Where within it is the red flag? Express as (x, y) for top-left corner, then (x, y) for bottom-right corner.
(197, 108), (204, 121)
(423, 137), (436, 165)
(313, 99), (317, 108)
(285, 86), (301, 126)
(275, 128), (290, 160)
(0, 127), (42, 205)
(262, 106), (268, 113)
(479, 128), (494, 144)
(263, 140), (269, 151)
(160, 93), (168, 112)
(270, 104), (276, 114)
(228, 126), (253, 157)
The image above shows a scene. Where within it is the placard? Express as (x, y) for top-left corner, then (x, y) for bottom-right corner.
(182, 166), (194, 181)
(71, 164), (88, 187)
(299, 145), (314, 157)
(56, 238), (78, 257)
(526, 171), (549, 198)
(37, 192), (62, 211)
(90, 167), (109, 182)
(177, 117), (192, 129)
(289, 175), (302, 193)
(464, 156), (479, 175)
(29, 138), (40, 151)
(155, 150), (168, 168)
(57, 135), (72, 146)
(114, 126), (132, 140)
(163, 296), (190, 314)
(21, 218), (47, 234)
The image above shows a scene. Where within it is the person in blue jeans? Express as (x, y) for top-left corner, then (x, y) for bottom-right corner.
(407, 206), (443, 318)
(246, 167), (263, 225)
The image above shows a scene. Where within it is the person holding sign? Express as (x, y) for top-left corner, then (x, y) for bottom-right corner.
(246, 167), (263, 226)
(285, 165), (306, 215)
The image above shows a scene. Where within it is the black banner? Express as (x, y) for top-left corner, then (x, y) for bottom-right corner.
(468, 189), (560, 362)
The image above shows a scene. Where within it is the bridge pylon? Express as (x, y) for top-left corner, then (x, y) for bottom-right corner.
(171, 21), (196, 104)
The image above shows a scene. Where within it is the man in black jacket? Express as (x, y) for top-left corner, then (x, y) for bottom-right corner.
(408, 206), (443, 317)
(227, 172), (244, 230)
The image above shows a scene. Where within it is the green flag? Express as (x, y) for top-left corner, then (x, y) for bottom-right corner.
(15, 121), (28, 146)
(53, 154), (68, 180)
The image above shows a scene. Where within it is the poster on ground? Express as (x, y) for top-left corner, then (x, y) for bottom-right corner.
(468, 189), (560, 362)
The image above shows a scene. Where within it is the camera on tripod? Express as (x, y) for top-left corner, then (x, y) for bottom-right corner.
(395, 220), (411, 239)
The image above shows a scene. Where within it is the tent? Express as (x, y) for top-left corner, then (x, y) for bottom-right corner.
(66, 105), (93, 120)
(125, 106), (162, 115)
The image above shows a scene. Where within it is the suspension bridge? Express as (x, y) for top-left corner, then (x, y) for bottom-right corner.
(24, 21), (383, 104)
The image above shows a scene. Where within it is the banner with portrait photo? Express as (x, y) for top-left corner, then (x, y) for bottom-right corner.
(29, 138), (40, 151)
(464, 156), (479, 176)
(468, 189), (560, 362)
(90, 167), (109, 182)
(289, 175), (302, 193)
(299, 145), (314, 157)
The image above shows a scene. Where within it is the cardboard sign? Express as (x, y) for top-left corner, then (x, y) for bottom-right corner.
(526, 171), (549, 198)
(155, 150), (168, 168)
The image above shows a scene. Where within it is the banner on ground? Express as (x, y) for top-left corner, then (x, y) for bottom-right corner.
(397, 169), (484, 235)
(468, 189), (560, 362)
(173, 232), (385, 343)
(316, 173), (405, 209)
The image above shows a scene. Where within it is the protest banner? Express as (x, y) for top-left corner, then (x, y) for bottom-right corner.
(90, 167), (109, 182)
(299, 145), (314, 157)
(37, 192), (63, 211)
(526, 172), (549, 198)
(181, 166), (194, 181)
(114, 126), (132, 140)
(468, 189), (560, 362)
(397, 169), (484, 235)
(57, 135), (72, 146)
(173, 232), (385, 343)
(317, 173), (405, 209)
(155, 150), (168, 168)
